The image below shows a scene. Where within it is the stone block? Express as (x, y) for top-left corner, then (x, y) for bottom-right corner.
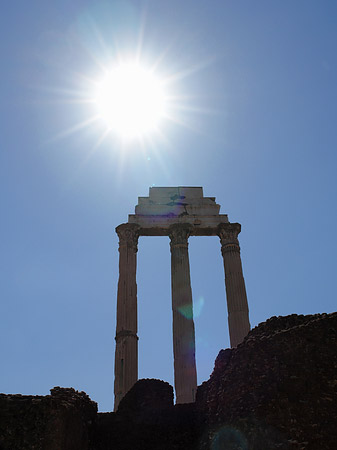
(178, 186), (203, 199)
(135, 203), (186, 216)
(149, 187), (181, 200)
(185, 204), (220, 215)
(134, 186), (221, 218)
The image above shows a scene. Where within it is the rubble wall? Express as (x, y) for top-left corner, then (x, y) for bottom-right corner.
(1, 313), (336, 449)
(0, 387), (97, 450)
(196, 312), (337, 449)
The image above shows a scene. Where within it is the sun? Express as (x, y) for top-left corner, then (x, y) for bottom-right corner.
(45, 49), (204, 151)
(94, 63), (167, 140)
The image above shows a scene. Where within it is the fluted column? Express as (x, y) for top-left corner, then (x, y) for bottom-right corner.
(114, 223), (140, 411)
(169, 224), (197, 404)
(218, 223), (250, 347)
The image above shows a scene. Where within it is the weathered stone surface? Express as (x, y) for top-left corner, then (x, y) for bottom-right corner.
(129, 186), (228, 234)
(196, 312), (337, 449)
(2, 313), (336, 449)
(115, 187), (250, 409)
(134, 186), (220, 217)
(0, 387), (97, 450)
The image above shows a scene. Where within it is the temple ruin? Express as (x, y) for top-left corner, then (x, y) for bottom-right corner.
(113, 187), (250, 410)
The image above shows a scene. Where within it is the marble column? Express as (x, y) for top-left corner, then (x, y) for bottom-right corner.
(114, 223), (140, 411)
(218, 223), (251, 347)
(169, 224), (197, 404)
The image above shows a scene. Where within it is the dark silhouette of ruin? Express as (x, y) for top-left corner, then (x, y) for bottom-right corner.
(1, 312), (337, 449)
(2, 188), (336, 449)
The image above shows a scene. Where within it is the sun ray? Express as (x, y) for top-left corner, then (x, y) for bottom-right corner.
(35, 10), (221, 173)
(135, 6), (148, 63)
(43, 115), (100, 145)
(162, 55), (218, 86)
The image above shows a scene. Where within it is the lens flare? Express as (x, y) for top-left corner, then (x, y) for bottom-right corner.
(178, 303), (193, 320)
(178, 296), (205, 319)
(194, 296), (205, 318)
(211, 426), (248, 450)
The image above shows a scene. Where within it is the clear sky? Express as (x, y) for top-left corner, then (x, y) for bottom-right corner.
(1, 1), (336, 412)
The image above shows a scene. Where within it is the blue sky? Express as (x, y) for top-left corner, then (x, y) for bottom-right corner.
(1, 1), (336, 412)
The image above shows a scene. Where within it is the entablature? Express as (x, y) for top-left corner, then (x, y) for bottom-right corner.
(128, 214), (229, 236)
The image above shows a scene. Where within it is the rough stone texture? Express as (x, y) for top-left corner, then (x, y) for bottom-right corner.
(0, 387), (97, 450)
(2, 312), (336, 449)
(196, 312), (337, 449)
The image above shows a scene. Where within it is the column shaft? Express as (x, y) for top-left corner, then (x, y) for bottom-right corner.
(169, 224), (197, 404)
(114, 223), (140, 411)
(218, 223), (251, 347)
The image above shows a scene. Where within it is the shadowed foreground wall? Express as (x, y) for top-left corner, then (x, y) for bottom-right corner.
(0, 387), (97, 450)
(196, 312), (337, 449)
(1, 312), (336, 449)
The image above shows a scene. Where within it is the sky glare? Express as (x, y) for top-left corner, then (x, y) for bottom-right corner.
(1, 0), (337, 412)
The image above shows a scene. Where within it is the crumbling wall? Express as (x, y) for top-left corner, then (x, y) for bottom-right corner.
(1, 313), (336, 450)
(117, 378), (173, 416)
(94, 379), (201, 450)
(196, 312), (337, 449)
(0, 387), (97, 450)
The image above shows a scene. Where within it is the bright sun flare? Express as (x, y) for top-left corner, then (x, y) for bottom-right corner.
(94, 63), (167, 140)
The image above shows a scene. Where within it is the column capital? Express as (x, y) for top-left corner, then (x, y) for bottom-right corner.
(169, 223), (193, 250)
(116, 223), (140, 252)
(217, 223), (241, 254)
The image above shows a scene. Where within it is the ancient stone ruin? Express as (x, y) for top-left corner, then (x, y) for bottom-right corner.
(114, 187), (251, 410)
(1, 312), (337, 449)
(3, 187), (335, 448)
